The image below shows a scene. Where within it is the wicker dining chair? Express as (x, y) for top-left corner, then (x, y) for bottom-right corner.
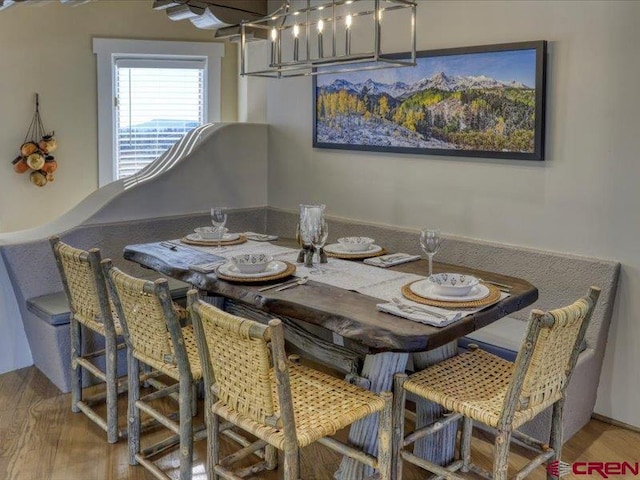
(393, 286), (600, 480)
(50, 237), (123, 443)
(102, 261), (204, 480)
(187, 290), (393, 480)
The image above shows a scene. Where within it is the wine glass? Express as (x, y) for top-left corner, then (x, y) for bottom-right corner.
(210, 207), (228, 247)
(309, 218), (329, 274)
(420, 228), (442, 277)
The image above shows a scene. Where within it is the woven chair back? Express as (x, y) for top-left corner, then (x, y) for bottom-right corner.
(518, 297), (592, 410)
(107, 267), (174, 364)
(192, 300), (276, 425)
(53, 242), (104, 323)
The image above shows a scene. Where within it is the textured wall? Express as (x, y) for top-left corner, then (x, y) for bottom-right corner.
(263, 1), (640, 427)
(0, 0), (237, 233)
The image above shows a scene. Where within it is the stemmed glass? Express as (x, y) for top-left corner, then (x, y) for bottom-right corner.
(309, 218), (329, 274)
(210, 207), (228, 247)
(420, 228), (442, 277)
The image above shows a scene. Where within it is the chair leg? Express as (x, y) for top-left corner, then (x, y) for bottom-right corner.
(283, 448), (300, 480)
(493, 429), (512, 480)
(548, 399), (565, 480)
(377, 391), (393, 480)
(105, 333), (118, 443)
(208, 409), (220, 480)
(179, 375), (194, 480)
(460, 417), (473, 472)
(70, 318), (82, 413)
(127, 351), (140, 466)
(392, 374), (408, 480)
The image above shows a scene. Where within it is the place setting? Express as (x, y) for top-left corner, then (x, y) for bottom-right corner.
(377, 228), (506, 326)
(320, 234), (420, 267)
(215, 253), (297, 284)
(181, 207), (248, 247)
(400, 273), (502, 309)
(323, 236), (387, 259)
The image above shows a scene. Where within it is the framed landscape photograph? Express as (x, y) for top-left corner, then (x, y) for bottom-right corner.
(313, 41), (547, 160)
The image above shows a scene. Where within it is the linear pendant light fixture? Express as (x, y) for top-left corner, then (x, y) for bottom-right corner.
(240, 0), (417, 78)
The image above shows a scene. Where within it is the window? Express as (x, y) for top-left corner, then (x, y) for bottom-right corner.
(115, 59), (206, 179)
(94, 39), (224, 186)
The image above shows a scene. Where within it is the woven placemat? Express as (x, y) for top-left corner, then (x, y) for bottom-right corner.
(401, 281), (501, 309)
(181, 234), (248, 247)
(325, 248), (387, 260)
(216, 261), (296, 283)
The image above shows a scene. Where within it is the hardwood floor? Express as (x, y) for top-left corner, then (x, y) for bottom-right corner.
(1, 366), (638, 479)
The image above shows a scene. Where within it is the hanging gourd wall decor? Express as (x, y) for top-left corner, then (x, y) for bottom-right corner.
(12, 93), (58, 187)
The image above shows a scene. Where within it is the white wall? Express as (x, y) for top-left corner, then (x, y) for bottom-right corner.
(238, 42), (268, 123)
(0, 0), (237, 233)
(264, 1), (640, 427)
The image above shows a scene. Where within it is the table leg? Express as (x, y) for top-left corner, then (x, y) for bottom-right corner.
(411, 341), (459, 466)
(334, 352), (409, 480)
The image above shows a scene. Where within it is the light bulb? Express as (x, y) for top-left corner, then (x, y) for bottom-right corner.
(293, 24), (300, 37)
(317, 20), (324, 33)
(345, 14), (352, 28)
(271, 28), (277, 41)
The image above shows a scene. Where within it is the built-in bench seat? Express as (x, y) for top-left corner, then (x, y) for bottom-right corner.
(26, 277), (190, 327)
(459, 316), (526, 362)
(458, 316), (587, 362)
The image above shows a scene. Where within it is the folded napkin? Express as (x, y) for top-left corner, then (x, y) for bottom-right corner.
(244, 232), (279, 242)
(377, 302), (463, 327)
(364, 253), (421, 268)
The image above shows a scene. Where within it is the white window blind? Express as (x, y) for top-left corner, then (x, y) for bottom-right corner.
(114, 58), (206, 179)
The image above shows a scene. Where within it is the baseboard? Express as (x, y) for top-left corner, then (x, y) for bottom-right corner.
(591, 413), (640, 434)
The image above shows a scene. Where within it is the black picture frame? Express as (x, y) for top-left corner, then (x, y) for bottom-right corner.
(313, 41), (547, 161)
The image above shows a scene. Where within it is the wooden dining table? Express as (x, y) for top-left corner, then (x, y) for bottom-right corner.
(124, 238), (538, 480)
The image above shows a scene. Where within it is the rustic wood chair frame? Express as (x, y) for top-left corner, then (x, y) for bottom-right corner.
(50, 236), (123, 443)
(393, 286), (600, 480)
(102, 261), (204, 480)
(188, 290), (394, 480)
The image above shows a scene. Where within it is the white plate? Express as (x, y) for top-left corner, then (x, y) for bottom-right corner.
(217, 260), (288, 278)
(409, 280), (490, 302)
(323, 243), (383, 255)
(186, 232), (241, 242)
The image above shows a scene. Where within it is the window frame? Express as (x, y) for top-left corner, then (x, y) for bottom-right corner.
(93, 38), (224, 187)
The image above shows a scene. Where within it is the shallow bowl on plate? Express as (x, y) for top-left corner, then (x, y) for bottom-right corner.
(427, 273), (479, 297)
(231, 253), (274, 274)
(337, 236), (375, 252)
(195, 226), (228, 240)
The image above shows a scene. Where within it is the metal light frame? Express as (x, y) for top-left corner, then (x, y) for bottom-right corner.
(240, 0), (417, 78)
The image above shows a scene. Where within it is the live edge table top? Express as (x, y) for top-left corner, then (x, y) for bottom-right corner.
(123, 239), (538, 355)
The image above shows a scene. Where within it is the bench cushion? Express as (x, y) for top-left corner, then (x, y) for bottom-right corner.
(27, 292), (72, 326)
(26, 278), (190, 327)
(458, 316), (586, 362)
